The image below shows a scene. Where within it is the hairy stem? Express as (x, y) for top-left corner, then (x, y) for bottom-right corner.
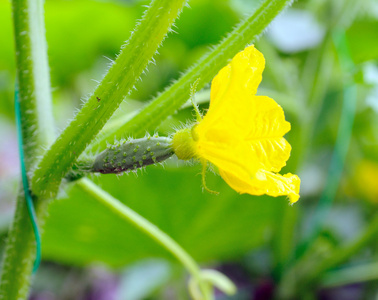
(0, 0), (54, 297)
(31, 0), (187, 199)
(92, 0), (294, 147)
(0, 197), (49, 300)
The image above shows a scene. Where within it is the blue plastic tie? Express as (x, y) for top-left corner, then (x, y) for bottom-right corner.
(14, 83), (41, 273)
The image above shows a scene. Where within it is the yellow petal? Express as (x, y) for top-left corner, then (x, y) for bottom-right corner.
(209, 45), (265, 110)
(197, 94), (292, 173)
(179, 45), (301, 202)
(200, 46), (267, 133)
(219, 169), (300, 204)
(196, 137), (260, 181)
(245, 95), (292, 172)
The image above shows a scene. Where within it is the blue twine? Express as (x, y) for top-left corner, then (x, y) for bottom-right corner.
(14, 83), (41, 273)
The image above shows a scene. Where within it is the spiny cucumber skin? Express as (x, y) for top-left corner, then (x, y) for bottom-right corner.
(93, 137), (173, 174)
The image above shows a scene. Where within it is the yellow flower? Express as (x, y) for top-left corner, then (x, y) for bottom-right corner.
(172, 45), (300, 204)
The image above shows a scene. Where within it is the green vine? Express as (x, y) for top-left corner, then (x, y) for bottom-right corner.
(0, 0), (54, 297)
(0, 0), (298, 299)
(31, 0), (188, 199)
(92, 0), (294, 147)
(77, 179), (214, 299)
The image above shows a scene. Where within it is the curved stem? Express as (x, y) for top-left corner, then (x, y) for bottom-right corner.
(31, 0), (187, 200)
(77, 178), (212, 300)
(92, 0), (294, 148)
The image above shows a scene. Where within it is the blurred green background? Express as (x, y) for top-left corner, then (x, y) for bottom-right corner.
(1, 0), (378, 299)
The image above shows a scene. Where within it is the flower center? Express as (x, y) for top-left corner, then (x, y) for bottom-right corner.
(172, 127), (198, 160)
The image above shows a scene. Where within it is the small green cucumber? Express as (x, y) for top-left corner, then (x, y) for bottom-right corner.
(92, 137), (174, 174)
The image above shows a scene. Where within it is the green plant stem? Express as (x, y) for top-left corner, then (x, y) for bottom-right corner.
(0, 198), (49, 300)
(278, 32), (358, 299)
(90, 89), (212, 149)
(92, 0), (294, 148)
(77, 178), (213, 300)
(272, 202), (298, 280)
(306, 215), (378, 284)
(296, 30), (357, 262)
(11, 0), (54, 164)
(321, 260), (378, 288)
(14, 86), (42, 272)
(277, 215), (378, 299)
(0, 0), (54, 297)
(310, 83), (356, 230)
(31, 0), (187, 199)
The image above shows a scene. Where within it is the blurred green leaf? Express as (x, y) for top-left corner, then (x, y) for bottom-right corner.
(347, 20), (378, 63)
(42, 166), (284, 267)
(0, 1), (15, 72)
(45, 0), (139, 87)
(174, 1), (238, 48)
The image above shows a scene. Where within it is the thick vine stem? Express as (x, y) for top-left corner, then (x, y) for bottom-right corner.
(77, 178), (215, 300)
(93, 0), (294, 147)
(0, 1), (295, 299)
(11, 0), (54, 165)
(0, 196), (49, 300)
(0, 0), (54, 297)
(31, 0), (188, 200)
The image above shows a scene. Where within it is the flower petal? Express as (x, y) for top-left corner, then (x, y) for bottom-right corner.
(195, 136), (259, 180)
(219, 168), (300, 204)
(189, 45), (300, 202)
(209, 45), (265, 109)
(197, 94), (292, 173)
(245, 96), (291, 139)
(245, 95), (292, 172)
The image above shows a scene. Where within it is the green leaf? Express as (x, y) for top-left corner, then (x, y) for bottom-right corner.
(45, 0), (138, 87)
(42, 167), (284, 267)
(347, 20), (378, 63)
